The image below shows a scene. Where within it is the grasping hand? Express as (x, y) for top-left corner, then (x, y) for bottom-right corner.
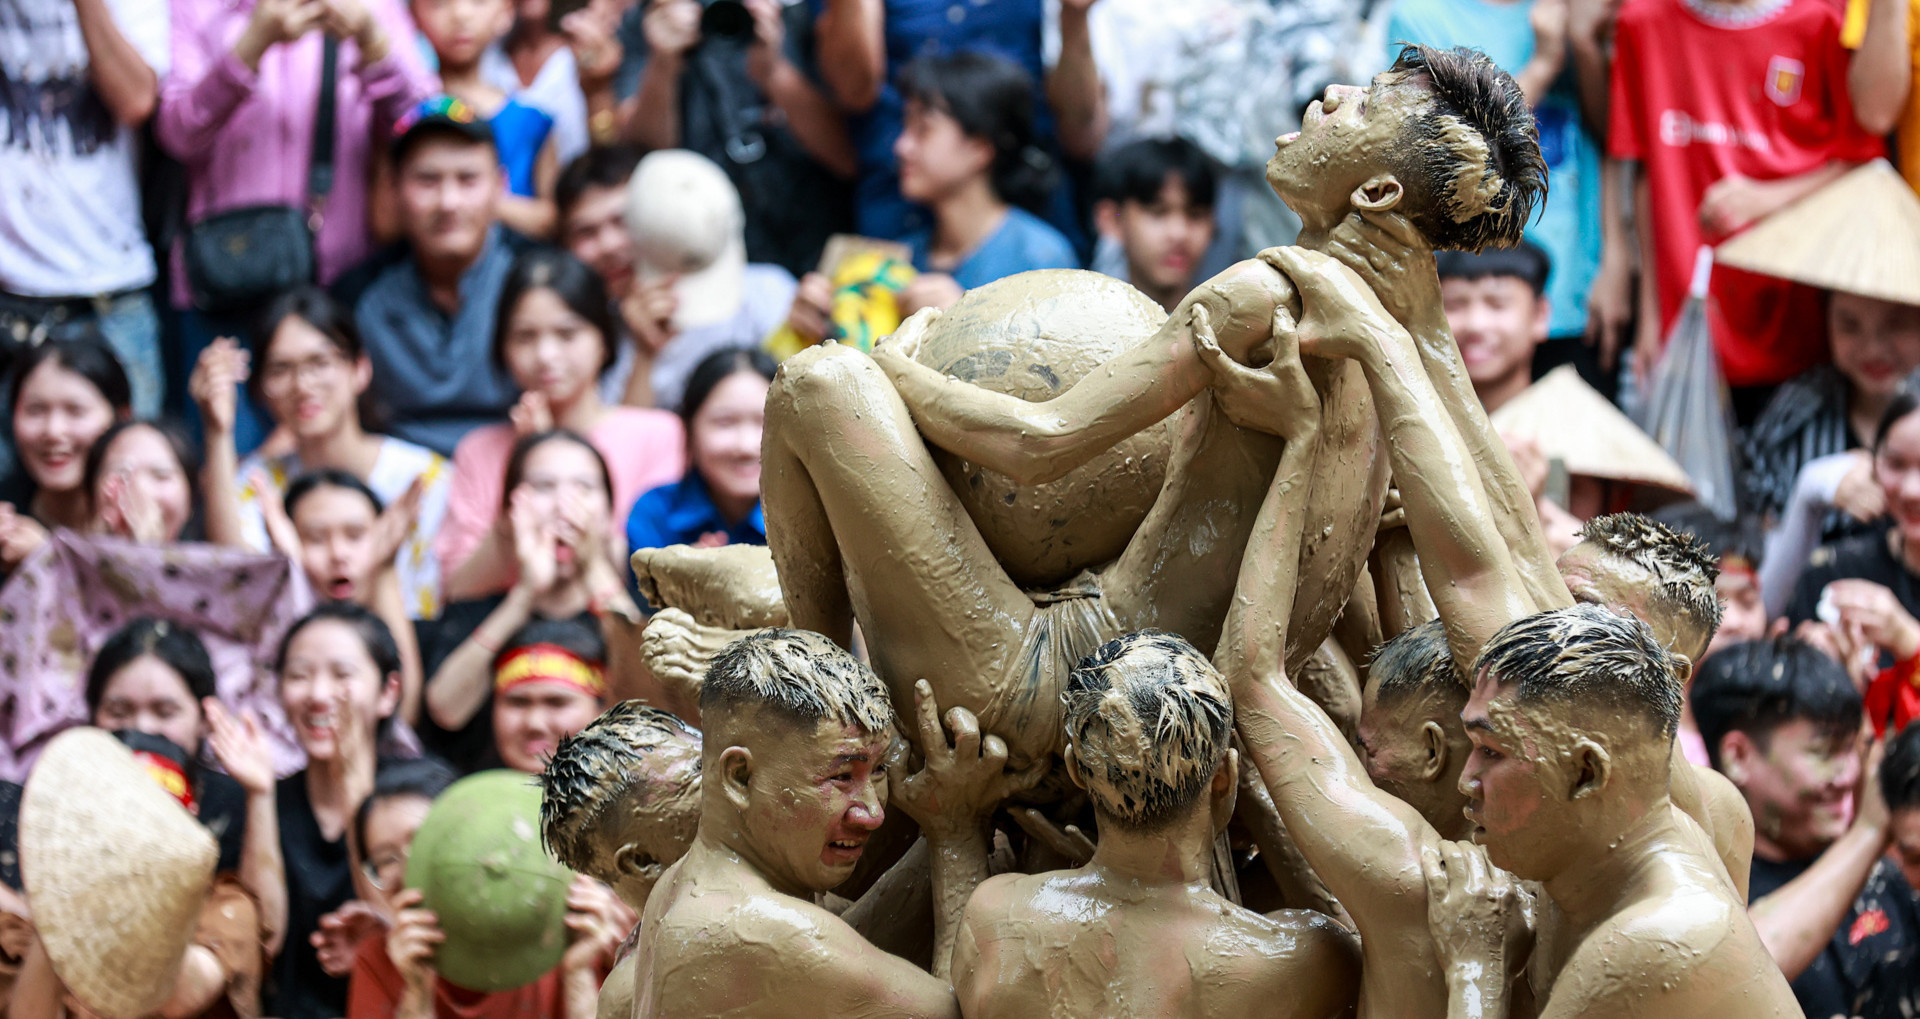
(237, 0), (327, 69)
(620, 275), (679, 357)
(1009, 807), (1095, 866)
(1824, 579), (1920, 662)
(312, 900), (387, 977)
(1833, 450), (1887, 523)
(786, 272), (834, 343)
(1421, 840), (1534, 991)
(1315, 209), (1443, 342)
(1266, 247), (1414, 364)
(384, 889), (443, 991)
(560, 876), (634, 975)
(204, 699), (276, 797)
(743, 0), (788, 87)
(564, 0), (625, 94)
(0, 503), (48, 573)
(872, 306), (938, 365)
(1192, 302), (1321, 442)
(890, 680), (1046, 840)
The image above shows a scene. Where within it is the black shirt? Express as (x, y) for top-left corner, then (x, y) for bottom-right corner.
(196, 768), (249, 876)
(1749, 854), (1920, 1019)
(1786, 525), (1920, 630)
(263, 770), (354, 1019)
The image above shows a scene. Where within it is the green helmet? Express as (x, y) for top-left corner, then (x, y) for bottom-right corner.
(406, 770), (574, 991)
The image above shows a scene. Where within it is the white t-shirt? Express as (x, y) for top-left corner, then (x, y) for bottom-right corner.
(0, 0), (168, 296)
(236, 437), (455, 621)
(481, 44), (590, 168)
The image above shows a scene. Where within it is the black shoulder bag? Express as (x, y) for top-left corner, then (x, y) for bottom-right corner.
(184, 36), (339, 315)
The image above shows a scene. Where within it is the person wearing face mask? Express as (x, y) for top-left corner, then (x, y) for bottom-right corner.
(438, 249), (683, 602)
(0, 334), (133, 575)
(423, 430), (647, 772)
(623, 348), (770, 562)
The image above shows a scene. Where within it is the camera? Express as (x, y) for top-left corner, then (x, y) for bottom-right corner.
(698, 0), (754, 40)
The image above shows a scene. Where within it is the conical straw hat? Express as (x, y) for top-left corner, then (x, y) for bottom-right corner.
(1715, 159), (1920, 306)
(1490, 366), (1695, 494)
(20, 728), (216, 1019)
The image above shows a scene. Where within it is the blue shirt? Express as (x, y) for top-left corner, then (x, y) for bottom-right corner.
(490, 97), (554, 198)
(906, 207), (1078, 290)
(1386, 0), (1602, 339)
(626, 473), (767, 578)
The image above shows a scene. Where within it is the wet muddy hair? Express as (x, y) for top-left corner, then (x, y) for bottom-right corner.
(1474, 604), (1683, 740)
(1577, 513), (1723, 647)
(1649, 501), (1764, 572)
(1882, 721), (1920, 813)
(1689, 636), (1860, 771)
(540, 701), (701, 872)
(1384, 44), (1545, 253)
(1370, 620), (1461, 698)
(1064, 631), (1232, 831)
(700, 629), (894, 735)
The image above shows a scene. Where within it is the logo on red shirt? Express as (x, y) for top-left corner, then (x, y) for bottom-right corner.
(1848, 909), (1890, 945)
(1765, 56), (1805, 106)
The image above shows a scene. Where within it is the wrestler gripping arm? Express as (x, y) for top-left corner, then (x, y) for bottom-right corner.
(870, 260), (1290, 485)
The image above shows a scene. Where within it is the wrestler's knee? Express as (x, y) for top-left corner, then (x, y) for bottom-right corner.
(770, 343), (891, 420)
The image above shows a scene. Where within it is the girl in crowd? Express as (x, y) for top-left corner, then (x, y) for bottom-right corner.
(193, 288), (452, 621)
(0, 333), (133, 572)
(425, 430), (645, 771)
(894, 51), (1077, 306)
(344, 757), (629, 1017)
(439, 250), (682, 601)
(490, 616), (608, 775)
(83, 419), (198, 544)
(625, 348), (772, 555)
(269, 603), (408, 1019)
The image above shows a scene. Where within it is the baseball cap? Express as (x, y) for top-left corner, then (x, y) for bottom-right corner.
(392, 94), (495, 167)
(625, 149), (747, 329)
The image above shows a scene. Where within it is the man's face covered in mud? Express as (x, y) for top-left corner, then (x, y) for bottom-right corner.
(725, 714), (893, 895)
(1265, 71), (1429, 229)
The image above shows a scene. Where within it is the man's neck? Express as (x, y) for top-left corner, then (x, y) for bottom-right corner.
(695, 825), (812, 900)
(416, 241), (485, 315)
(1541, 801), (1679, 933)
(1476, 371), (1532, 415)
(1087, 811), (1217, 889)
(931, 181), (1009, 265)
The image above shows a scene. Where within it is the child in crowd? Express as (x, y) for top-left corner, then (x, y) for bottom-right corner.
(438, 249), (684, 601)
(411, 0), (561, 239)
(1090, 135), (1218, 314)
(194, 288), (453, 622)
(895, 51), (1078, 304)
(1436, 242), (1553, 417)
(0, 334), (133, 573)
(84, 419), (198, 545)
(625, 348), (771, 559)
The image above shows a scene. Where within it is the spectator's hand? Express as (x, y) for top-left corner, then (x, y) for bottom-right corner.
(204, 700), (275, 797)
(555, 486), (609, 574)
(621, 275), (679, 357)
(1698, 173), (1779, 240)
(509, 391), (555, 437)
(385, 889), (443, 991)
(1500, 434), (1550, 500)
(510, 489), (562, 596)
(1630, 308), (1662, 392)
(189, 338), (250, 440)
(1825, 579), (1920, 661)
(564, 0), (625, 94)
(1833, 449), (1886, 523)
(0, 503), (48, 573)
(311, 900), (388, 977)
(743, 0), (787, 87)
(1316, 210), (1445, 343)
(561, 876), (633, 975)
(890, 680), (1047, 840)
(1585, 249), (1632, 369)
(1192, 302), (1320, 442)
(251, 466), (305, 563)
(786, 271), (833, 343)
(1529, 0), (1570, 65)
(643, 0), (701, 60)
(1794, 619), (1878, 690)
(899, 273), (963, 316)
(362, 475), (423, 586)
(98, 471), (164, 544)
(1566, 0), (1623, 46)
(238, 0), (326, 64)
(320, 0), (384, 54)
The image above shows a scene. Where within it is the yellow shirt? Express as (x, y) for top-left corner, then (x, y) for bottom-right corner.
(1846, 0), (1920, 192)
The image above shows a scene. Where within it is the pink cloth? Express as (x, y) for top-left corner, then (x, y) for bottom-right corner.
(1678, 725), (1711, 768)
(436, 409), (687, 580)
(156, 0), (437, 305)
(0, 531), (313, 783)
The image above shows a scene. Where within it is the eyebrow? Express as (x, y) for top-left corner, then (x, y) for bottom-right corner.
(1463, 717), (1497, 735)
(830, 753), (872, 768)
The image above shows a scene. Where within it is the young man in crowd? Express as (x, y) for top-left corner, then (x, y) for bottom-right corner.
(556, 145), (664, 408)
(1435, 242), (1553, 416)
(1691, 637), (1917, 1015)
(1090, 136), (1219, 314)
(336, 99), (531, 457)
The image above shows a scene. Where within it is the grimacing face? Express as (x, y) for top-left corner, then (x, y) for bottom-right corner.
(727, 716), (890, 896)
(1458, 672), (1575, 882)
(1265, 72), (1429, 230)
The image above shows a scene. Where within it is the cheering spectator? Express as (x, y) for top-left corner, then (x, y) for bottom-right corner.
(1437, 242), (1555, 416)
(0, 334), (133, 573)
(83, 419), (197, 544)
(413, 0), (560, 238)
(1089, 136), (1217, 314)
(159, 0), (435, 450)
(489, 616), (608, 775)
(895, 52), (1076, 301)
(438, 249), (683, 602)
(592, 0), (854, 276)
(625, 349), (770, 558)
(0, 0), (167, 423)
(192, 289), (453, 620)
(339, 99), (535, 457)
(1608, 0), (1884, 409)
(621, 149), (795, 411)
(1787, 384), (1920, 638)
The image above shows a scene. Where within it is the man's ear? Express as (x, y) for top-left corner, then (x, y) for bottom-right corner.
(1063, 744), (1087, 792)
(1719, 730), (1757, 787)
(613, 841), (652, 876)
(1530, 293), (1553, 342)
(719, 745), (754, 812)
(1420, 720), (1450, 783)
(1568, 738), (1612, 800)
(1211, 748), (1241, 832)
(1351, 174), (1405, 213)
(1094, 199), (1123, 241)
(1668, 651), (1694, 689)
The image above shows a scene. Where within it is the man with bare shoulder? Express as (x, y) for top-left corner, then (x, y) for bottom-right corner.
(952, 632), (1359, 1019)
(629, 629), (1031, 1019)
(1438, 604), (1796, 1018)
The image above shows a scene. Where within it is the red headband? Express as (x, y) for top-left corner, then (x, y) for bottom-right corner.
(494, 643), (607, 699)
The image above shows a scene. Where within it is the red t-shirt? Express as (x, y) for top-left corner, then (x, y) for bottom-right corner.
(1608, 0), (1884, 386)
(346, 932), (571, 1019)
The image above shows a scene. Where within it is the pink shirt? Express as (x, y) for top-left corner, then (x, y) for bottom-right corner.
(156, 0), (436, 305)
(436, 408), (687, 579)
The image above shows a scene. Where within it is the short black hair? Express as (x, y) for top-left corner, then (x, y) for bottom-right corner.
(492, 247), (621, 377)
(250, 286), (370, 417)
(1883, 722), (1920, 813)
(274, 601), (403, 681)
(1874, 371), (1920, 452)
(1092, 136), (1217, 210)
(499, 429), (614, 513)
(557, 146), (643, 223)
(1649, 501), (1765, 572)
(284, 468), (384, 521)
(86, 618), (218, 719)
(1690, 636), (1861, 770)
(1384, 44), (1546, 252)
(898, 50), (1056, 213)
(1434, 239), (1551, 296)
(498, 613), (607, 671)
(83, 419), (199, 518)
(679, 347), (776, 421)
(352, 756), (459, 859)
(1370, 620), (1460, 700)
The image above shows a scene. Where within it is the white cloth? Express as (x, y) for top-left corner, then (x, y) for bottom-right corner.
(235, 437), (455, 620)
(1760, 450), (1859, 618)
(0, 0), (168, 295)
(481, 43), (589, 167)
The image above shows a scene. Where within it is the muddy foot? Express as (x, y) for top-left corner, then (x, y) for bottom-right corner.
(630, 544), (788, 629)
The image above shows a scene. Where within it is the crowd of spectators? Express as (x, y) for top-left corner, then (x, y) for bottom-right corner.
(0, 0), (1918, 1014)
